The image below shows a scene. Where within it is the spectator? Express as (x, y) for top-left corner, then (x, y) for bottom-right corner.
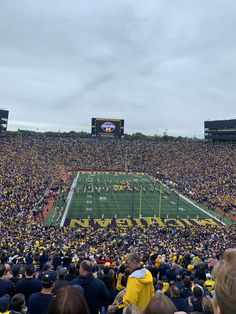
(213, 248), (236, 314)
(0, 294), (10, 314)
(53, 267), (69, 294)
(142, 292), (177, 314)
(118, 252), (154, 312)
(202, 296), (214, 314)
(180, 277), (192, 299)
(10, 265), (21, 287)
(204, 273), (214, 293)
(121, 268), (131, 288)
(116, 264), (126, 292)
(71, 260), (110, 314)
(0, 265), (14, 298)
(15, 265), (42, 305)
(47, 286), (89, 314)
(9, 293), (26, 314)
(170, 286), (188, 312)
(187, 285), (204, 312)
(27, 270), (56, 314)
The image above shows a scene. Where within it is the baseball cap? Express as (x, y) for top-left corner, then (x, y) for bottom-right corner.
(187, 264), (194, 271)
(41, 270), (57, 287)
(206, 273), (212, 279)
(0, 294), (10, 310)
(25, 264), (35, 275)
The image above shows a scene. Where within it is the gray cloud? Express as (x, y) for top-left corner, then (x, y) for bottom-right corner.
(0, 0), (236, 137)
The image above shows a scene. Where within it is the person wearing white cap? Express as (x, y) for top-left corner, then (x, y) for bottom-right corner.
(205, 273), (214, 292)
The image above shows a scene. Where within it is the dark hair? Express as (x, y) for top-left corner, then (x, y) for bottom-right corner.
(68, 263), (76, 274)
(121, 268), (131, 287)
(80, 260), (92, 273)
(47, 286), (89, 314)
(42, 263), (52, 272)
(25, 264), (35, 276)
(11, 265), (21, 277)
(118, 264), (126, 274)
(10, 294), (25, 312)
(183, 277), (191, 289)
(0, 265), (6, 277)
(172, 286), (180, 297)
(102, 266), (110, 275)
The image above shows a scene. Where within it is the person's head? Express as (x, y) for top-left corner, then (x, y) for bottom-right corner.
(118, 264), (126, 274)
(0, 264), (11, 280)
(206, 273), (212, 280)
(126, 252), (141, 272)
(193, 285), (203, 300)
(68, 263), (76, 274)
(79, 260), (92, 276)
(42, 262), (52, 272)
(172, 286), (181, 297)
(202, 297), (214, 314)
(102, 266), (110, 276)
(11, 264), (21, 278)
(142, 292), (177, 314)
(25, 264), (35, 277)
(0, 294), (10, 313)
(47, 286), (89, 314)
(58, 267), (67, 280)
(213, 248), (236, 314)
(41, 270), (57, 291)
(183, 277), (191, 289)
(176, 275), (182, 282)
(10, 293), (26, 313)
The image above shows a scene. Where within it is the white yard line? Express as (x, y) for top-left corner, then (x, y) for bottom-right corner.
(178, 193), (225, 225)
(60, 172), (80, 227)
(147, 174), (225, 225)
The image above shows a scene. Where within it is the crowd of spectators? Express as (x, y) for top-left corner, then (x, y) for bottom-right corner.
(0, 133), (236, 313)
(1, 134), (236, 215)
(0, 246), (235, 314)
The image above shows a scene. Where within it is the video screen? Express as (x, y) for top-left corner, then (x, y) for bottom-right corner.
(91, 118), (124, 138)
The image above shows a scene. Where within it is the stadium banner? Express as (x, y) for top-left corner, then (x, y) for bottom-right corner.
(91, 118), (124, 138)
(65, 217), (219, 228)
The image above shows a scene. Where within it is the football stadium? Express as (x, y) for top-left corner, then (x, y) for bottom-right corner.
(1, 121), (236, 314)
(1, 1), (236, 313)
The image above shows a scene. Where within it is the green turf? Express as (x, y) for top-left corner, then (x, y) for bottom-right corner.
(66, 172), (212, 219)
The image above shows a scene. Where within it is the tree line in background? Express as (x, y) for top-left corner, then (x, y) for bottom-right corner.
(5, 129), (201, 142)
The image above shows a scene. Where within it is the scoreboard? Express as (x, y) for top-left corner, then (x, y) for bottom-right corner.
(91, 118), (124, 138)
(0, 109), (9, 132)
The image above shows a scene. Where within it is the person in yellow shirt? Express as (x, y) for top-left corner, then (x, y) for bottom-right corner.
(204, 273), (215, 292)
(116, 264), (126, 292)
(118, 252), (154, 312)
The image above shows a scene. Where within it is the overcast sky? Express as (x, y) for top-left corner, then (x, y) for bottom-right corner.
(0, 0), (236, 137)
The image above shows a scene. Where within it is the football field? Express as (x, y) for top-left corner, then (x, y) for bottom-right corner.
(64, 172), (212, 220)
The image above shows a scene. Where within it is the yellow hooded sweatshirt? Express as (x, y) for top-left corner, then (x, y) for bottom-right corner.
(119, 268), (154, 311)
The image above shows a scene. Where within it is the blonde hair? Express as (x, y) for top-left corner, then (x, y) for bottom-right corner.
(213, 248), (236, 314)
(202, 297), (213, 313)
